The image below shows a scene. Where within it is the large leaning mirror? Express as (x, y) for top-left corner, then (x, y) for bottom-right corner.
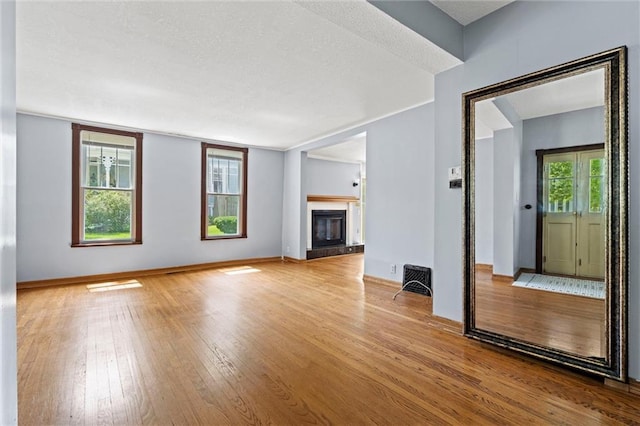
(463, 47), (627, 381)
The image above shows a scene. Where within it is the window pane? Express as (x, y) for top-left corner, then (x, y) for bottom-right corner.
(82, 144), (134, 189)
(228, 160), (239, 193)
(548, 177), (574, 212)
(83, 145), (103, 186)
(547, 160), (574, 213)
(207, 194), (240, 236)
(115, 149), (132, 189)
(117, 165), (131, 188)
(589, 158), (604, 213)
(207, 156), (242, 195)
(101, 147), (118, 187)
(589, 176), (603, 213)
(549, 161), (573, 178)
(213, 158), (223, 193)
(83, 189), (132, 240)
(590, 158), (604, 176)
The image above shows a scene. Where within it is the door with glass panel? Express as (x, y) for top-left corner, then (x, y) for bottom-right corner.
(542, 149), (605, 278)
(576, 150), (605, 278)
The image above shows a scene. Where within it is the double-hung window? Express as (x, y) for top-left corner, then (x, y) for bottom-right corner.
(72, 124), (143, 246)
(201, 143), (247, 240)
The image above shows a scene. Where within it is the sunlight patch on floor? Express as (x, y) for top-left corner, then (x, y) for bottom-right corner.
(87, 279), (142, 292)
(219, 266), (261, 275)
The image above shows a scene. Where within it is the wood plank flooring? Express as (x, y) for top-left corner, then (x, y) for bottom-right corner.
(17, 254), (640, 424)
(474, 268), (605, 358)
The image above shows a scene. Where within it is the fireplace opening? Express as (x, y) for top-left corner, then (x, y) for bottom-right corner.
(312, 210), (346, 249)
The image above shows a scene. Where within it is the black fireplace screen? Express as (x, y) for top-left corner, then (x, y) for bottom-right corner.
(312, 210), (346, 248)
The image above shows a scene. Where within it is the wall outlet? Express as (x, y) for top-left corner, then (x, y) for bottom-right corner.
(390, 264), (396, 274)
(286, 246), (290, 253)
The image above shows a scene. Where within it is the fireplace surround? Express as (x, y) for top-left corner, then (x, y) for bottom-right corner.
(305, 196), (364, 260)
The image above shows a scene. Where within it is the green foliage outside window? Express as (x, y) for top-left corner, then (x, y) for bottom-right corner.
(206, 194), (240, 236)
(211, 216), (238, 234)
(589, 158), (604, 213)
(548, 161), (574, 212)
(84, 190), (132, 238)
(547, 158), (604, 213)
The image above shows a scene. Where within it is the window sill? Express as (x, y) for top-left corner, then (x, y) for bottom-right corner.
(71, 240), (142, 248)
(201, 235), (247, 241)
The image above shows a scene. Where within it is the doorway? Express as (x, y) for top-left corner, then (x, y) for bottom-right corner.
(536, 145), (605, 279)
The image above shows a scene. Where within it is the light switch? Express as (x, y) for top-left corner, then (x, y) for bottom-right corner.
(449, 165), (462, 189)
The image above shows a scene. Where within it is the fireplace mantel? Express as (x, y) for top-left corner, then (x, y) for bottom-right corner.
(307, 195), (359, 203)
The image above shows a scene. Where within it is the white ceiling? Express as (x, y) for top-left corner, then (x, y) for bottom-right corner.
(475, 68), (605, 139)
(474, 100), (512, 139)
(16, 1), (461, 151)
(304, 0), (517, 161)
(501, 68), (605, 120)
(431, 0), (515, 25)
(308, 133), (366, 164)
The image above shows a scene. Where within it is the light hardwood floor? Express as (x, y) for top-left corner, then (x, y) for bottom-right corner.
(475, 268), (605, 358)
(17, 254), (640, 424)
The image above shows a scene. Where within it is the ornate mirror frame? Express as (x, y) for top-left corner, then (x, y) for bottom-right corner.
(462, 47), (628, 381)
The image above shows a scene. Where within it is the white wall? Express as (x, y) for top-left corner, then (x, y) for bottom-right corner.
(283, 103), (435, 279)
(493, 128), (516, 276)
(477, 127), (525, 276)
(433, 1), (639, 378)
(512, 121), (523, 274)
(433, 63), (464, 319)
(306, 157), (361, 197)
(365, 103), (435, 281)
(282, 150), (307, 258)
(17, 114), (284, 282)
(282, 104), (430, 262)
(0, 1), (17, 423)
(474, 137), (493, 265)
(519, 106), (605, 268)
(305, 158), (362, 249)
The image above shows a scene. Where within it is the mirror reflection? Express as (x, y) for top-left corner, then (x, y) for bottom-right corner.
(473, 67), (606, 359)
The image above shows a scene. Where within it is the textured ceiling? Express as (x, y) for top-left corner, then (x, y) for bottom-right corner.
(304, 1), (516, 158)
(431, 0), (515, 25)
(16, 1), (460, 150)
